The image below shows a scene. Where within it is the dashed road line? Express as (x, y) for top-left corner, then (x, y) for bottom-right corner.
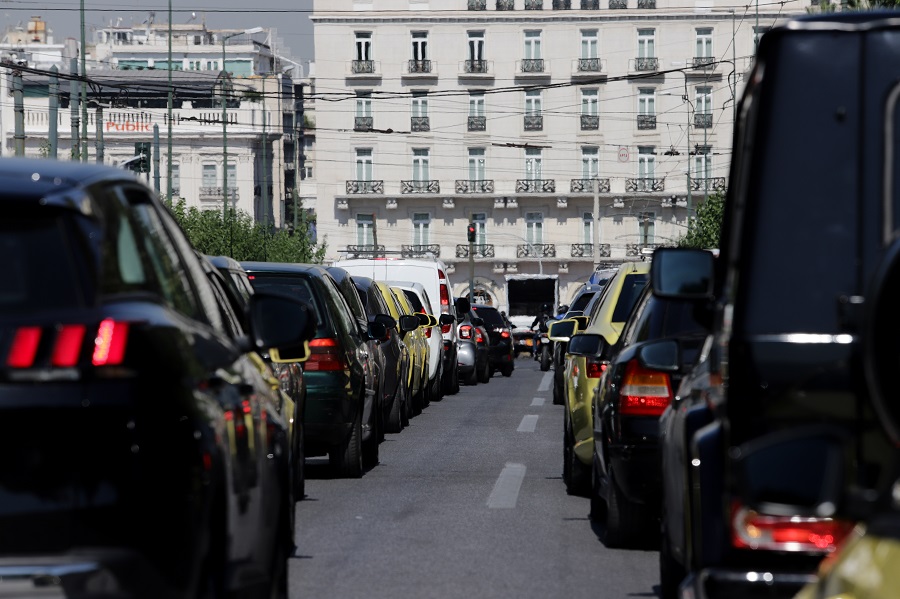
(537, 372), (552, 392)
(517, 415), (539, 432)
(530, 397), (545, 407)
(487, 463), (527, 509)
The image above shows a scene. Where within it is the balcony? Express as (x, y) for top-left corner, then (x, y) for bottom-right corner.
(634, 57), (659, 71)
(463, 60), (490, 74)
(637, 114), (657, 130)
(354, 116), (373, 132)
(637, 0), (656, 7)
(690, 56), (716, 70)
(519, 58), (546, 74)
(690, 177), (726, 192)
(402, 244), (441, 258)
(497, 0), (515, 8)
(525, 0), (543, 8)
(345, 180), (384, 194)
(455, 179), (495, 193)
(581, 114), (599, 130)
(406, 59), (434, 75)
(468, 115), (487, 131)
(456, 244), (496, 258)
(517, 244), (556, 258)
(576, 57), (603, 73)
(570, 178), (610, 193)
(199, 187), (237, 201)
(609, 0), (627, 8)
(350, 60), (376, 74)
(516, 179), (556, 193)
(553, 0), (572, 7)
(581, 0), (600, 7)
(468, 0), (487, 8)
(401, 180), (440, 194)
(625, 178), (665, 192)
(524, 114), (544, 131)
(626, 243), (659, 257)
(694, 113), (713, 128)
(411, 116), (430, 132)
(570, 243), (611, 258)
(346, 244), (386, 258)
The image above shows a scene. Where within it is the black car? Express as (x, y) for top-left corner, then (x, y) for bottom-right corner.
(0, 157), (312, 597)
(589, 283), (707, 547)
(471, 304), (515, 377)
(242, 262), (380, 478)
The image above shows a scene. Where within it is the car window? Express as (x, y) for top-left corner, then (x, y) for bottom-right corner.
(621, 289), (652, 346)
(401, 289), (425, 312)
(248, 273), (328, 338)
(206, 269), (243, 339)
(570, 291), (596, 312)
(323, 275), (362, 342)
(611, 273), (650, 323)
(472, 306), (505, 327)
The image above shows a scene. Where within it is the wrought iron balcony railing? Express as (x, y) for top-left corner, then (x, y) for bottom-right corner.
(625, 177), (665, 192)
(570, 178), (610, 193)
(497, 0), (515, 8)
(345, 180), (384, 194)
(411, 116), (430, 132)
(455, 179), (495, 193)
(468, 0), (487, 9)
(581, 114), (599, 130)
(690, 177), (726, 192)
(346, 244), (386, 258)
(553, 0), (572, 8)
(626, 243), (659, 257)
(581, 0), (600, 7)
(408, 59), (432, 73)
(525, 0), (543, 8)
(521, 58), (545, 73)
(570, 243), (611, 258)
(456, 244), (496, 258)
(402, 244), (441, 258)
(637, 0), (656, 7)
(464, 60), (489, 73)
(199, 186), (237, 200)
(524, 114), (544, 131)
(354, 116), (373, 131)
(516, 179), (556, 193)
(351, 60), (375, 74)
(577, 57), (602, 72)
(637, 114), (657, 130)
(609, 0), (627, 8)
(691, 56), (715, 69)
(401, 180), (440, 194)
(517, 243), (556, 258)
(694, 113), (713, 128)
(634, 57), (659, 71)
(468, 115), (487, 131)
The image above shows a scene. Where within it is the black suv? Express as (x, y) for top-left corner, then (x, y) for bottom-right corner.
(0, 158), (312, 597)
(471, 304), (515, 377)
(651, 14), (899, 599)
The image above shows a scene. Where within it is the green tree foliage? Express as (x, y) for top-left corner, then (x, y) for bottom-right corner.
(678, 191), (725, 249)
(164, 198), (326, 263)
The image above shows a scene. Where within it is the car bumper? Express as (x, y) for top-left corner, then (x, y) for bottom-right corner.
(303, 372), (358, 448)
(456, 341), (476, 371)
(679, 568), (816, 599)
(488, 345), (514, 365)
(608, 443), (661, 505)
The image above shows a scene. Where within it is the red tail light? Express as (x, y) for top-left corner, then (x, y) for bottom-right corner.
(475, 329), (485, 344)
(500, 328), (510, 339)
(586, 357), (607, 378)
(438, 274), (449, 308)
(305, 337), (347, 372)
(7, 326), (41, 368)
(52, 325), (87, 367)
(420, 309), (432, 338)
(619, 359), (672, 416)
(731, 501), (854, 552)
(92, 319), (129, 366)
(459, 324), (472, 340)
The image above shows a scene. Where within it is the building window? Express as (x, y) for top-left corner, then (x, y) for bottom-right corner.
(472, 212), (487, 244)
(468, 31), (485, 61)
(468, 91), (486, 131)
(696, 27), (713, 58)
(696, 86), (712, 128)
(356, 213), (374, 245)
(202, 163), (217, 187)
(355, 32), (372, 60)
(170, 164), (180, 194)
(583, 212), (593, 243)
(412, 149), (430, 181)
(582, 146), (599, 178)
(582, 88), (598, 116)
(355, 92), (372, 130)
(525, 212), (544, 244)
(227, 163), (236, 189)
(413, 212), (431, 245)
(638, 87), (656, 129)
(638, 146), (655, 179)
(412, 91), (428, 117)
(356, 148), (373, 180)
(525, 148), (542, 180)
(469, 148), (486, 180)
(581, 29), (599, 58)
(524, 30), (542, 59)
(694, 147), (711, 180)
(412, 31), (428, 60)
(637, 28), (656, 58)
(639, 212), (655, 245)
(525, 90), (542, 116)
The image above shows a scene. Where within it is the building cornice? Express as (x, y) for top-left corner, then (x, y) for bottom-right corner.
(309, 11), (791, 25)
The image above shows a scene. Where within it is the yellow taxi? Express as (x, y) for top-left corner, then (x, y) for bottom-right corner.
(391, 287), (430, 416)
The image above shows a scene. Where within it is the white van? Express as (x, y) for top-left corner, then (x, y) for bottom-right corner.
(333, 258), (460, 398)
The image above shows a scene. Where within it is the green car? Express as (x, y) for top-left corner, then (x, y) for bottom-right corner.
(561, 261), (650, 496)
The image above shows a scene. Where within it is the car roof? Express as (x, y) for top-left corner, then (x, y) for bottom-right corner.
(240, 261), (326, 276)
(584, 261), (651, 343)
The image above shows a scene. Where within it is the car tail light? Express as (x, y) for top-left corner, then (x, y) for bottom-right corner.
(619, 359), (673, 416)
(305, 337), (347, 372)
(500, 328), (510, 339)
(475, 329), (485, 344)
(731, 501), (854, 552)
(459, 324), (472, 340)
(586, 356), (607, 378)
(7, 326), (41, 368)
(92, 319), (130, 366)
(52, 324), (87, 367)
(420, 309), (432, 338)
(8, 320), (131, 370)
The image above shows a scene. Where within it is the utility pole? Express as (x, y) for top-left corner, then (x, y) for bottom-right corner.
(153, 124), (161, 192)
(592, 177), (600, 270)
(95, 103), (104, 163)
(262, 75), (268, 230)
(70, 58), (80, 161)
(294, 82), (304, 234)
(49, 66), (58, 159)
(80, 0), (88, 162)
(12, 70), (24, 157)
(167, 0), (173, 201)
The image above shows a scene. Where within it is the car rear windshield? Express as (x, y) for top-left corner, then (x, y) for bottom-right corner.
(472, 306), (505, 327)
(1, 214), (86, 313)
(246, 273), (328, 336)
(611, 273), (650, 323)
(401, 289), (425, 313)
(570, 291), (596, 312)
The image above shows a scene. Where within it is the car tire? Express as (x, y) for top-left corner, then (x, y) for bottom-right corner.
(291, 412), (305, 501)
(362, 408), (379, 470)
(465, 365), (478, 386)
(659, 512), (686, 599)
(540, 346), (551, 371)
(430, 366), (444, 402)
(563, 414), (591, 497)
(385, 382), (403, 434)
(330, 409), (363, 479)
(605, 471), (647, 548)
(452, 365), (461, 394)
(501, 364), (514, 377)
(480, 362), (491, 384)
(590, 454), (605, 523)
(401, 379), (411, 428)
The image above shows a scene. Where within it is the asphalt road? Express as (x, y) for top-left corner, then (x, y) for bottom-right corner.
(289, 358), (659, 599)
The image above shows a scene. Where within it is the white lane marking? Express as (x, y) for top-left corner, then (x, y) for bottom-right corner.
(537, 372), (552, 392)
(517, 415), (539, 433)
(487, 463), (527, 509)
(531, 397), (545, 407)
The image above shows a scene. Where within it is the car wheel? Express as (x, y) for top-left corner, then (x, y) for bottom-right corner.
(553, 378), (564, 406)
(465, 365), (478, 386)
(540, 346), (551, 371)
(401, 379), (411, 428)
(563, 414), (591, 496)
(362, 408), (379, 470)
(479, 361), (491, 383)
(412, 385), (424, 416)
(430, 367), (444, 402)
(291, 413), (305, 501)
(330, 409), (363, 478)
(453, 365), (461, 394)
(605, 471), (647, 548)
(659, 510), (686, 599)
(501, 364), (514, 377)
(590, 453), (605, 523)
(385, 382), (403, 433)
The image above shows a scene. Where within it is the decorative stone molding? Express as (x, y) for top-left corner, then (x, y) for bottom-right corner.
(557, 197), (568, 208)
(442, 198), (455, 209)
(386, 198), (398, 209)
(337, 199), (349, 210)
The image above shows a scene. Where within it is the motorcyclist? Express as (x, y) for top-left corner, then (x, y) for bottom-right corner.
(531, 303), (553, 360)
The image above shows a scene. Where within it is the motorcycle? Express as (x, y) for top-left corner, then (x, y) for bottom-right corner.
(535, 331), (553, 372)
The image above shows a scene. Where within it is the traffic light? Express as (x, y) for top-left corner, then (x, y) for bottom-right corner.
(134, 142), (151, 174)
(467, 223), (476, 243)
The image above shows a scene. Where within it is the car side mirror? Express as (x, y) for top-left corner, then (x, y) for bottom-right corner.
(651, 248), (715, 300)
(454, 296), (471, 314)
(471, 316), (485, 327)
(415, 313), (429, 327)
(247, 292), (315, 363)
(637, 339), (679, 372)
(399, 314), (420, 333)
(368, 321), (388, 341)
(572, 315), (589, 330)
(373, 313), (396, 330)
(565, 333), (604, 356)
(439, 313), (455, 326)
(548, 319), (577, 342)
